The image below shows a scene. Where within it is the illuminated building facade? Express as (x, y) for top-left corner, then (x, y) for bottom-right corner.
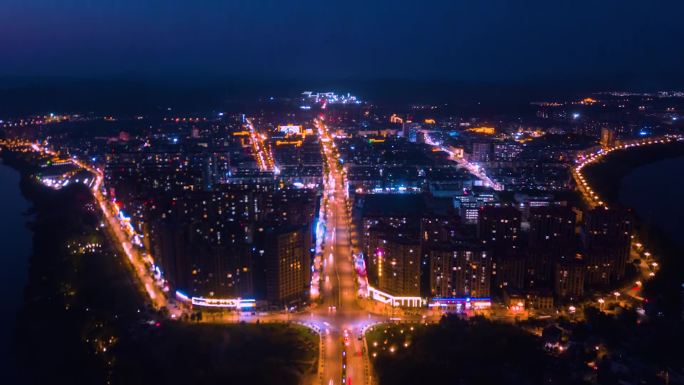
(554, 258), (585, 300)
(376, 236), (421, 297)
(255, 223), (312, 305)
(429, 244), (491, 298)
(493, 254), (526, 290)
(478, 206), (521, 252)
(454, 247), (491, 298)
(600, 127), (616, 148)
(583, 207), (633, 285)
(452, 187), (498, 224)
(469, 141), (492, 162)
(527, 206), (576, 249)
(147, 185), (318, 306)
(526, 206), (577, 287)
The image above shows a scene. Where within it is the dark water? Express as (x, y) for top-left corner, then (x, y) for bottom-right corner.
(0, 161), (32, 384)
(619, 155), (684, 249)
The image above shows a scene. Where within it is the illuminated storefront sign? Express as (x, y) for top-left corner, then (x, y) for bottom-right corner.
(367, 286), (423, 307)
(428, 297), (491, 312)
(175, 291), (256, 308)
(278, 125), (302, 135)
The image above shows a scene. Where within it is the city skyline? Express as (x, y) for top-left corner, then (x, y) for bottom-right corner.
(3, 87), (684, 384)
(2, 2), (684, 385)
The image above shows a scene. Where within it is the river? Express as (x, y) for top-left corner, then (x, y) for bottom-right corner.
(0, 160), (32, 385)
(619, 155), (684, 249)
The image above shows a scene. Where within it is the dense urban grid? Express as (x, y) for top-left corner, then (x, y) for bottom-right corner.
(2, 90), (684, 385)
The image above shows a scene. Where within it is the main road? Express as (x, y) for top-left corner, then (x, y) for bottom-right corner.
(237, 118), (378, 384)
(246, 117), (276, 171)
(423, 133), (503, 190)
(25, 142), (167, 309)
(312, 117), (377, 385)
(20, 125), (382, 385)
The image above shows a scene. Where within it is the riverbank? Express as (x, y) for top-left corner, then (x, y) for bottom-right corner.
(0, 159), (33, 385)
(1, 148), (318, 385)
(4, 148), (141, 385)
(620, 156), (684, 250)
(582, 140), (684, 318)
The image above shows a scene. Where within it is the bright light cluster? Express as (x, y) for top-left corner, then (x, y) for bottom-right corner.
(573, 135), (684, 209)
(176, 291), (256, 308)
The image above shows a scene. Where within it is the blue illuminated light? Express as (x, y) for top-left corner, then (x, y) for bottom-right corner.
(238, 299), (256, 309)
(189, 296), (256, 308)
(175, 290), (190, 301)
(430, 297), (491, 302)
(118, 210), (131, 221)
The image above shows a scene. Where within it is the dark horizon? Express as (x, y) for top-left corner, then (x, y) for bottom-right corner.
(2, 0), (684, 116)
(1, 73), (681, 117)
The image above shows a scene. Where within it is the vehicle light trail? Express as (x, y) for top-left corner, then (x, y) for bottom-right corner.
(245, 117), (276, 171)
(424, 133), (503, 190)
(313, 116), (376, 385)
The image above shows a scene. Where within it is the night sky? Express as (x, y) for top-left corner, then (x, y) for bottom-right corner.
(1, 0), (684, 106)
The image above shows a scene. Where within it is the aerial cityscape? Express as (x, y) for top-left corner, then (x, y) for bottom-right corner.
(1, 2), (684, 385)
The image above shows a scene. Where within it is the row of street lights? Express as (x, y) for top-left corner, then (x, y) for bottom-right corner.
(571, 136), (682, 315)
